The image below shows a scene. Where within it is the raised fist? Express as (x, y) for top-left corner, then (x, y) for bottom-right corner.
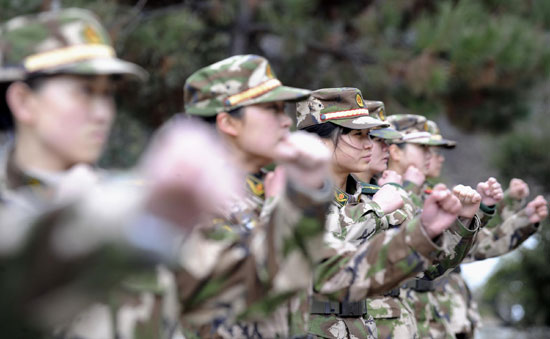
(378, 170), (403, 186)
(264, 166), (286, 199)
(404, 165), (425, 187)
(421, 184), (462, 238)
(141, 119), (244, 229)
(273, 131), (331, 190)
(524, 195), (548, 224)
(476, 177), (504, 206)
(453, 184), (482, 218)
(509, 178), (530, 200)
(372, 184), (404, 214)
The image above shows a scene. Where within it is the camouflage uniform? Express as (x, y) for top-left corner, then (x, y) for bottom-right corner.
(295, 89), (452, 339)
(413, 120), (539, 338)
(180, 55), (333, 338)
(384, 115), (481, 339)
(0, 9), (180, 338)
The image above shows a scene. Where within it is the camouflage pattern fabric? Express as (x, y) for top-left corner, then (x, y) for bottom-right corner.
(0, 8), (146, 82)
(184, 54), (310, 117)
(386, 114), (447, 147)
(363, 100), (403, 140)
(0, 145), (184, 338)
(308, 175), (445, 339)
(179, 171), (332, 338)
(295, 88), (389, 130)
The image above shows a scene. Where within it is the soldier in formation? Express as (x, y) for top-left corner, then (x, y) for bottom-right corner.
(0, 7), (548, 339)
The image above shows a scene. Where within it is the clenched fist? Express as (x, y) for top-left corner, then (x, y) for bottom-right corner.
(378, 170), (403, 186)
(453, 185), (482, 218)
(524, 195), (548, 224)
(372, 184), (404, 214)
(509, 178), (530, 200)
(404, 165), (425, 187)
(476, 177), (504, 206)
(273, 131), (331, 190)
(141, 119), (244, 229)
(421, 184), (462, 238)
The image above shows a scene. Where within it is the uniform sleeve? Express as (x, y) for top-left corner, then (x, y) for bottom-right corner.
(423, 215), (480, 279)
(313, 215), (442, 302)
(176, 179), (332, 324)
(0, 183), (181, 333)
(467, 208), (539, 261)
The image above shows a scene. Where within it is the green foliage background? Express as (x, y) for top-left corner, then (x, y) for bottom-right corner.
(2, 0), (550, 327)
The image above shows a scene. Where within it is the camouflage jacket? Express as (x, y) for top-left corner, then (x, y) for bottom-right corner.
(468, 188), (538, 261)
(307, 176), (444, 338)
(0, 145), (186, 339)
(180, 171), (332, 338)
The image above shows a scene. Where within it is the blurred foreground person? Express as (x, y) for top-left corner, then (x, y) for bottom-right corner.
(180, 54), (334, 338)
(0, 8), (242, 338)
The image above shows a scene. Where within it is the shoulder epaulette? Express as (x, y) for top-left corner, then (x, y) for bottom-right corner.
(361, 183), (380, 195)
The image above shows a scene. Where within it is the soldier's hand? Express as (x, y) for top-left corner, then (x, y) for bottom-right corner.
(264, 166), (286, 199)
(476, 177), (504, 206)
(372, 184), (404, 214)
(403, 165), (425, 187)
(509, 178), (530, 200)
(55, 164), (100, 203)
(452, 185), (482, 218)
(524, 195), (548, 224)
(142, 119), (244, 229)
(377, 170), (403, 186)
(273, 131), (331, 190)
(421, 184), (462, 238)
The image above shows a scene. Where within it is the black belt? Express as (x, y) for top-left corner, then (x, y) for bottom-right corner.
(383, 287), (400, 298)
(402, 278), (435, 292)
(310, 298), (368, 317)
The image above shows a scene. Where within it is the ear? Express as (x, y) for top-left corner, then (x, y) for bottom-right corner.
(216, 112), (242, 137)
(6, 82), (36, 125)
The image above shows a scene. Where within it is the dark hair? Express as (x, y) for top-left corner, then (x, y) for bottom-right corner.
(301, 122), (352, 149)
(0, 74), (53, 131)
(191, 106), (244, 125)
(0, 82), (13, 131)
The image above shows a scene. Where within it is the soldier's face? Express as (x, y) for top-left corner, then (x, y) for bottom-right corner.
(331, 128), (373, 174)
(367, 137), (389, 174)
(427, 147), (445, 178)
(26, 75), (115, 168)
(403, 143), (431, 173)
(234, 101), (292, 164)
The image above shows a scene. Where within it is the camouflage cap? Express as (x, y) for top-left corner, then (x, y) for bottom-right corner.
(0, 8), (147, 82)
(364, 100), (403, 140)
(184, 54), (310, 116)
(295, 88), (389, 130)
(425, 120), (457, 148)
(385, 114), (439, 145)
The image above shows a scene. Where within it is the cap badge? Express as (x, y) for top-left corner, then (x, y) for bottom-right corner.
(356, 93), (364, 108)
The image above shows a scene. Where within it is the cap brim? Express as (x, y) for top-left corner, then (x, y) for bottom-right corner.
(369, 127), (403, 140)
(38, 57), (148, 81)
(246, 85), (311, 105)
(330, 115), (389, 130)
(430, 138), (457, 148)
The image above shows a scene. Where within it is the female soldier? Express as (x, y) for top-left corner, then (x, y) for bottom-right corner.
(295, 88), (466, 338)
(180, 54), (335, 338)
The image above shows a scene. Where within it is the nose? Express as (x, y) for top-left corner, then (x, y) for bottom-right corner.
(363, 135), (373, 150)
(280, 113), (292, 129)
(90, 96), (115, 124)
